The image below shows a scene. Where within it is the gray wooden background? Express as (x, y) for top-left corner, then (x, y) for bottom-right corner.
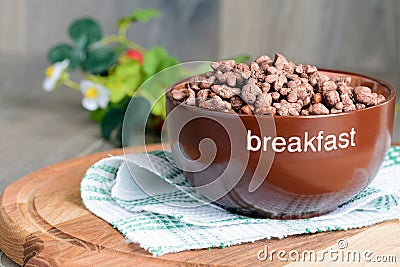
(0, 0), (399, 88)
(0, 0), (400, 87)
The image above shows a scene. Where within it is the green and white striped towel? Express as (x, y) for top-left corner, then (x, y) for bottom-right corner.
(81, 146), (400, 256)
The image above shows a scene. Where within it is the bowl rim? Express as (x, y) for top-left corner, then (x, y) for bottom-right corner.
(165, 68), (396, 119)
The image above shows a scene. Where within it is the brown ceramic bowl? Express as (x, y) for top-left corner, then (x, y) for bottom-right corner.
(165, 70), (396, 219)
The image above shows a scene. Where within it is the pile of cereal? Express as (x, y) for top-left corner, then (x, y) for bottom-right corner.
(169, 53), (385, 116)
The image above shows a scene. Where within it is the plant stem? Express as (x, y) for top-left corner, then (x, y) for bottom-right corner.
(101, 35), (122, 45)
(100, 34), (145, 52)
(118, 24), (129, 40)
(63, 78), (80, 91)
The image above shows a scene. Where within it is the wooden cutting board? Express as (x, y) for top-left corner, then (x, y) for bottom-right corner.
(0, 144), (399, 267)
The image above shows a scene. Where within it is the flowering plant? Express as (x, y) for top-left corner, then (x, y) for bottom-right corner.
(43, 9), (181, 146)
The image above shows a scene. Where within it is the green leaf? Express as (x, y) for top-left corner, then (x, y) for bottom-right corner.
(117, 8), (160, 27)
(142, 47), (179, 78)
(82, 46), (115, 74)
(126, 97), (151, 123)
(227, 54), (251, 64)
(47, 44), (81, 69)
(122, 96), (152, 146)
(138, 64), (182, 119)
(69, 18), (102, 49)
(160, 56), (180, 71)
(115, 61), (143, 95)
(101, 106), (125, 145)
(142, 47), (165, 76)
(106, 78), (127, 103)
(130, 9), (160, 22)
(89, 108), (108, 123)
(150, 94), (166, 118)
(103, 60), (143, 103)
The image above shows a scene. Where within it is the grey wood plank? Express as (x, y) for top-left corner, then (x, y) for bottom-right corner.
(219, 0), (400, 91)
(0, 0), (118, 55)
(0, 0), (220, 61)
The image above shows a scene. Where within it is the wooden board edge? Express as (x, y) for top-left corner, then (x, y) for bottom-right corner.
(0, 199), (27, 265)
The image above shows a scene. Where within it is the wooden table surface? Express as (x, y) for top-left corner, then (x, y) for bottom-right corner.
(0, 55), (399, 266)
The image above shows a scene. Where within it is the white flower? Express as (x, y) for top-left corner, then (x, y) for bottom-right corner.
(80, 80), (110, 111)
(42, 59), (70, 92)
